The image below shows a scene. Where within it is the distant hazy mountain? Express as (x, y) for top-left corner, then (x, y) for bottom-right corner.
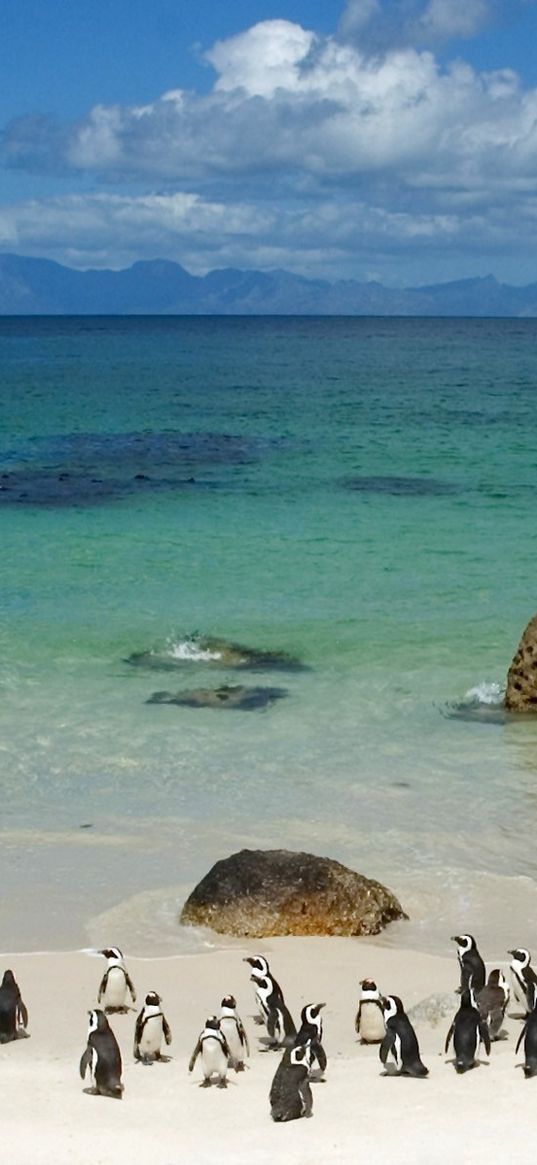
(2, 253), (537, 316)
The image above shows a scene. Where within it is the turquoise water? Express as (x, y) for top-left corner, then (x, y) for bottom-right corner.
(1, 315), (537, 953)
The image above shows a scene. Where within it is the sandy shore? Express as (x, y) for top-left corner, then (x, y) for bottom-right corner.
(1, 935), (535, 1164)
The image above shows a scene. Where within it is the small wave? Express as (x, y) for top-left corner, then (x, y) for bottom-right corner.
(441, 680), (506, 724)
(463, 680), (505, 706)
(165, 638), (222, 662)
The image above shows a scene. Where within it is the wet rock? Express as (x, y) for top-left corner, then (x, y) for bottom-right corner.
(180, 848), (407, 937)
(127, 635), (308, 672)
(147, 685), (287, 711)
(505, 614), (537, 712)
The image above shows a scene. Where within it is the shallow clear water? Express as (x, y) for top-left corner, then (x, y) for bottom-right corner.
(1, 315), (537, 953)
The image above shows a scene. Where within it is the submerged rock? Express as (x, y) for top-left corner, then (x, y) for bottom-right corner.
(127, 635), (307, 672)
(180, 848), (407, 937)
(505, 614), (537, 712)
(147, 685), (287, 711)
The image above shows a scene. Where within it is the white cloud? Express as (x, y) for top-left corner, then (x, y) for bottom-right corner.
(2, 13), (537, 283)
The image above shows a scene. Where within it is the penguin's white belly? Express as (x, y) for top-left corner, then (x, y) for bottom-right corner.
(202, 1039), (227, 1077)
(102, 968), (127, 1008)
(359, 1003), (386, 1042)
(220, 1018), (243, 1063)
(140, 1016), (163, 1055)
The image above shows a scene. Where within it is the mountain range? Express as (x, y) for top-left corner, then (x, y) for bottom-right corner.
(2, 252), (537, 316)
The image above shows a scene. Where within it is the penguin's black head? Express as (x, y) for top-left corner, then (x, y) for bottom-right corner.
(381, 995), (402, 1019)
(509, 948), (530, 964)
(221, 995), (236, 1009)
(451, 934), (474, 952)
(100, 947), (123, 961)
(145, 991), (161, 1006)
(88, 1009), (109, 1033)
(301, 1002), (325, 1022)
(1, 970), (16, 988)
(205, 1016), (220, 1031)
(360, 978), (378, 992)
(243, 956), (267, 973)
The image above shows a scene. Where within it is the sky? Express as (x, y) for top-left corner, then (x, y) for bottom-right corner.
(2, 0), (537, 285)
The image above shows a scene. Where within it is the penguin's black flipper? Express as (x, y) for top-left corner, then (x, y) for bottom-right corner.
(97, 970), (109, 1003)
(163, 1015), (172, 1046)
(515, 1022), (528, 1056)
(79, 1047), (91, 1080)
(379, 1029), (396, 1065)
(125, 970), (137, 1004)
(237, 1017), (249, 1056)
(311, 1039), (327, 1073)
(479, 1020), (491, 1056)
(354, 1003), (362, 1034)
(298, 1076), (313, 1118)
(18, 1000), (29, 1029)
(133, 1012), (144, 1059)
(444, 1022), (454, 1054)
(220, 1033), (231, 1060)
(188, 1038), (202, 1073)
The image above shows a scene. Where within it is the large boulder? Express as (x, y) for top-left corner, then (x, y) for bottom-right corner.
(180, 848), (407, 938)
(505, 614), (537, 712)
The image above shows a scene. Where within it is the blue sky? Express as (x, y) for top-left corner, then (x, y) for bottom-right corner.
(2, 0), (537, 284)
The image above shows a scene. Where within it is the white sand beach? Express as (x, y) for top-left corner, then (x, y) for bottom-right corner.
(1, 936), (534, 1165)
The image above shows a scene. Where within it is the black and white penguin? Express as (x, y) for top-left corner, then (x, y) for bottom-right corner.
(243, 956), (284, 1024)
(251, 972), (296, 1048)
(451, 934), (486, 994)
(219, 995), (249, 1071)
(355, 979), (386, 1044)
(188, 1016), (230, 1088)
(380, 995), (428, 1077)
(294, 1003), (327, 1077)
(133, 991), (172, 1064)
(508, 948), (537, 1015)
(79, 1009), (124, 1099)
(445, 986), (491, 1073)
(0, 969), (28, 1043)
(269, 1043), (313, 1122)
(515, 982), (537, 1077)
(97, 947), (137, 1013)
(476, 969), (509, 1041)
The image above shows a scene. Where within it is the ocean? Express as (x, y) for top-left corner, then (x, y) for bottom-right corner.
(1, 314), (537, 958)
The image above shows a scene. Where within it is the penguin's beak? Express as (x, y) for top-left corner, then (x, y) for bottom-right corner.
(450, 936), (461, 944)
(507, 950), (516, 957)
(317, 1002), (326, 1010)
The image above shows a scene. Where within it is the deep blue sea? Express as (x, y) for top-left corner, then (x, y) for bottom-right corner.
(1, 315), (537, 955)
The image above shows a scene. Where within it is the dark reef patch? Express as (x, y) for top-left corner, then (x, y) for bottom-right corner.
(146, 685), (288, 711)
(126, 635), (309, 673)
(343, 475), (461, 497)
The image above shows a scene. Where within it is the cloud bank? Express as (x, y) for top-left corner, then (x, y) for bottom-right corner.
(2, 5), (537, 282)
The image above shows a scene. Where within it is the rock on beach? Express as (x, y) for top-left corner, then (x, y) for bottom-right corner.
(180, 848), (407, 938)
(505, 613), (537, 712)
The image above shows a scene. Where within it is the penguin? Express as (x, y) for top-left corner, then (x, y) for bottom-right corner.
(0, 969), (28, 1043)
(188, 1016), (230, 1088)
(219, 995), (249, 1071)
(294, 1003), (327, 1077)
(251, 971), (296, 1048)
(243, 956), (284, 1024)
(476, 969), (509, 1041)
(380, 995), (428, 1077)
(451, 934), (486, 994)
(445, 986), (491, 1073)
(269, 1043), (313, 1122)
(508, 948), (537, 1015)
(97, 947), (136, 1013)
(355, 979), (386, 1044)
(515, 982), (537, 1077)
(133, 991), (172, 1064)
(79, 1009), (124, 1099)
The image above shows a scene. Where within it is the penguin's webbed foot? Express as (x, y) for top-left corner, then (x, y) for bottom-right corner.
(217, 1078), (228, 1089)
(199, 1078), (212, 1088)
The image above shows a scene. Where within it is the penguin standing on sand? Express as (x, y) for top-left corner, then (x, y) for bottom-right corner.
(79, 1009), (124, 1099)
(97, 947), (136, 1013)
(476, 970), (509, 1041)
(251, 971), (296, 1048)
(451, 934), (486, 994)
(508, 948), (537, 1014)
(219, 995), (249, 1071)
(380, 995), (428, 1077)
(294, 1003), (327, 1077)
(355, 979), (386, 1044)
(189, 1017), (230, 1088)
(515, 982), (537, 1077)
(270, 1043), (313, 1121)
(133, 991), (172, 1064)
(445, 986), (491, 1073)
(243, 956), (284, 1024)
(0, 970), (28, 1043)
